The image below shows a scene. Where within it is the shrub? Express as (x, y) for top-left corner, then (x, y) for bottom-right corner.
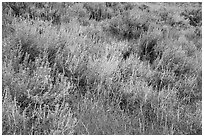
(181, 8), (202, 27)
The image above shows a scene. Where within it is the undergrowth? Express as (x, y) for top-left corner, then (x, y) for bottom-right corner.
(2, 2), (202, 135)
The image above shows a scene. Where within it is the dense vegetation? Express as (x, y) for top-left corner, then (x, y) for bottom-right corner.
(2, 2), (202, 135)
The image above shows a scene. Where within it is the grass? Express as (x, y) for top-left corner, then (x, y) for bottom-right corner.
(2, 2), (202, 135)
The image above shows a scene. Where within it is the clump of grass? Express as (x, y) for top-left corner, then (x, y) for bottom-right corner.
(2, 89), (77, 135)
